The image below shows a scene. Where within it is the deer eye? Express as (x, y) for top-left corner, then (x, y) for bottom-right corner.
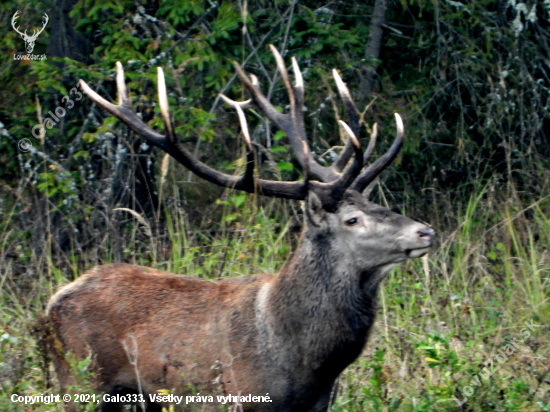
(346, 218), (358, 226)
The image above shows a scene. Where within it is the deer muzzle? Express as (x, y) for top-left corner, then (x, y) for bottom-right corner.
(402, 225), (436, 258)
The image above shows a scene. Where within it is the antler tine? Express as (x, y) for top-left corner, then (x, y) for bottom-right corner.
(363, 123), (378, 165)
(221, 93), (271, 187)
(338, 121), (361, 152)
(233, 61), (286, 129)
(248, 74), (262, 98)
(291, 57), (304, 106)
(250, 74), (260, 87)
(220, 74), (258, 110)
(350, 113), (404, 193)
(332, 70), (357, 129)
(268, 46), (317, 178)
(219, 94), (254, 151)
(328, 121), (363, 193)
(116, 62), (130, 107)
(301, 140), (311, 190)
(332, 69), (361, 173)
(268, 47), (326, 181)
(220, 95), (254, 110)
(269, 45), (295, 104)
(157, 66), (177, 144)
(231, 101), (256, 186)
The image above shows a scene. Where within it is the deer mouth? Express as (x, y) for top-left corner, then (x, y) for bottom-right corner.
(406, 247), (431, 258)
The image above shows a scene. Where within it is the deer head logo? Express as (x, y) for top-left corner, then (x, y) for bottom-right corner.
(11, 11), (49, 54)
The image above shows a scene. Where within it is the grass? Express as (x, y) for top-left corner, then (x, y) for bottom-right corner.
(0, 180), (549, 411)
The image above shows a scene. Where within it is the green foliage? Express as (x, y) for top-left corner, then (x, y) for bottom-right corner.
(64, 354), (98, 412)
(383, 0), (550, 194)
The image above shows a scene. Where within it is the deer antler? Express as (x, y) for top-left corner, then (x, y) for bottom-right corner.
(231, 46), (398, 185)
(79, 47), (403, 204)
(79, 63), (308, 200)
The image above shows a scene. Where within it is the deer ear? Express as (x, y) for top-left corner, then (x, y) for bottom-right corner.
(305, 191), (325, 226)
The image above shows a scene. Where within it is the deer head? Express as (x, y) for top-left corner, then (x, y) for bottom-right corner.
(12, 11), (49, 54)
(47, 47), (435, 411)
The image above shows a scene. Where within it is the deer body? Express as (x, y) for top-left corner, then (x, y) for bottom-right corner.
(48, 191), (432, 411)
(46, 47), (435, 411)
(50, 266), (340, 411)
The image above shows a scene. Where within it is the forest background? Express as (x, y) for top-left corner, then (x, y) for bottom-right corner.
(0, 0), (549, 410)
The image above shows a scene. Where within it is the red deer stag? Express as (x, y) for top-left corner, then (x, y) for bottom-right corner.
(47, 46), (435, 412)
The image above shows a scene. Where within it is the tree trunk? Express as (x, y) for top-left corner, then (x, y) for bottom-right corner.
(48, 0), (91, 62)
(360, 0), (388, 101)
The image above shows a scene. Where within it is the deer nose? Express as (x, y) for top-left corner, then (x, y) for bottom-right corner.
(417, 228), (435, 244)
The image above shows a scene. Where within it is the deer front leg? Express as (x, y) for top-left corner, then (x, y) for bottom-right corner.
(307, 381), (337, 412)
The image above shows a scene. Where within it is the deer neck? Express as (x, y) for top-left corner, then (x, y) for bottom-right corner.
(256, 232), (385, 375)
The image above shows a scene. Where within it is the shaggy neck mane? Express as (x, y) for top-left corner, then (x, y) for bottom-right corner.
(260, 229), (383, 378)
